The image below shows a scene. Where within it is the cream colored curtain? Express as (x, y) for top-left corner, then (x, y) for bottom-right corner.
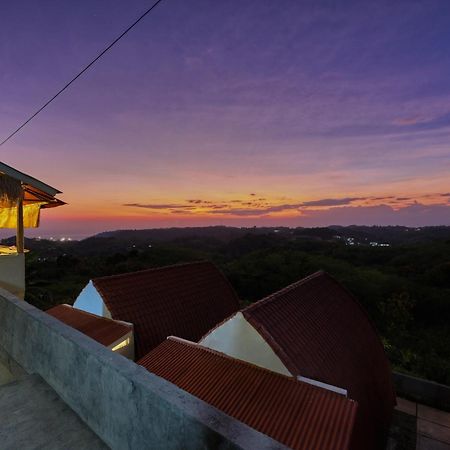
(0, 202), (45, 228)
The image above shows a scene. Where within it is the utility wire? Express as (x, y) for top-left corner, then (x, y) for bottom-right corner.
(0, 0), (165, 147)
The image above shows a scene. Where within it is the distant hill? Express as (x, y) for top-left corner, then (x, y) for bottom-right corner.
(3, 225), (449, 257)
(95, 226), (292, 242)
(95, 225), (450, 247)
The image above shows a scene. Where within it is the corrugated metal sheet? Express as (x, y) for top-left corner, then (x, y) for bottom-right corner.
(46, 304), (131, 346)
(139, 337), (357, 450)
(242, 271), (396, 449)
(93, 262), (240, 358)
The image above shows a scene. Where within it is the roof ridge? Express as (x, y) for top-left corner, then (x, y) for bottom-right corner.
(243, 270), (327, 313)
(48, 304), (131, 329)
(92, 260), (213, 284)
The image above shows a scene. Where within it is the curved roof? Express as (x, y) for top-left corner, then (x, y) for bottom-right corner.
(138, 337), (357, 450)
(242, 271), (396, 449)
(93, 261), (240, 358)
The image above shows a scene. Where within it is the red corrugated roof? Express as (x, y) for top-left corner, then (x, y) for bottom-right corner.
(92, 261), (240, 358)
(139, 337), (357, 450)
(242, 271), (396, 449)
(46, 304), (131, 347)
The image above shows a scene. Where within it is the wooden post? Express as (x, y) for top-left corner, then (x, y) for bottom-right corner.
(16, 195), (24, 253)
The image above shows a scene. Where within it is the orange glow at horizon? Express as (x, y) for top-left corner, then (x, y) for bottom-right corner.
(45, 190), (449, 221)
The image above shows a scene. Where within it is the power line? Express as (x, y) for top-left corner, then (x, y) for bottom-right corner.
(0, 0), (165, 147)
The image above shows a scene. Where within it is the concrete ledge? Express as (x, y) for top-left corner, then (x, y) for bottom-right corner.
(0, 288), (286, 450)
(394, 372), (450, 413)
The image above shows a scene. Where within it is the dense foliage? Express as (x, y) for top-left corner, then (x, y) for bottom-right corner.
(13, 226), (450, 385)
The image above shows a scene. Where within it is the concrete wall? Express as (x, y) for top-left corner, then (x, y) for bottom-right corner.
(0, 344), (27, 386)
(0, 253), (25, 299)
(394, 371), (450, 412)
(0, 288), (287, 450)
(200, 312), (291, 376)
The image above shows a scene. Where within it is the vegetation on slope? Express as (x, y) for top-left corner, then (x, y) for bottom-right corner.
(11, 226), (450, 385)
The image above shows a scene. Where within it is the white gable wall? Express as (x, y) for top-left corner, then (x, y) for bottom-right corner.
(73, 280), (111, 318)
(74, 283), (135, 359)
(199, 312), (291, 376)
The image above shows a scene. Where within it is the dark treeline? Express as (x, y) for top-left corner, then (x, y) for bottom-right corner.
(10, 225), (450, 385)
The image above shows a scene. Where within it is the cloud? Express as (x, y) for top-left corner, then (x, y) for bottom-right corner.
(123, 203), (195, 211)
(393, 116), (429, 126)
(123, 196), (390, 218)
(207, 203), (303, 216)
(298, 203), (450, 227)
(209, 204), (229, 209)
(315, 111), (450, 140)
(371, 196), (395, 201)
(300, 197), (364, 207)
(186, 199), (214, 204)
(123, 194), (450, 222)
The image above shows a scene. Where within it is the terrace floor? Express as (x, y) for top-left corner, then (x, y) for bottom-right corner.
(0, 359), (15, 386)
(3, 355), (449, 450)
(0, 372), (107, 450)
(389, 397), (450, 450)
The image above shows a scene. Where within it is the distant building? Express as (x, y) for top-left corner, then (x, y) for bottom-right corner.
(47, 304), (134, 359)
(138, 336), (358, 450)
(73, 261), (240, 358)
(200, 271), (396, 449)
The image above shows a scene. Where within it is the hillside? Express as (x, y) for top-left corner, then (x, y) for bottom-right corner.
(4, 225), (450, 385)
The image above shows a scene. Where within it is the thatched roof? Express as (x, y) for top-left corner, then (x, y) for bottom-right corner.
(0, 162), (64, 229)
(0, 174), (22, 208)
(0, 162), (64, 210)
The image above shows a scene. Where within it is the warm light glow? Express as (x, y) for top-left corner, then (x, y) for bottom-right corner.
(111, 337), (130, 352)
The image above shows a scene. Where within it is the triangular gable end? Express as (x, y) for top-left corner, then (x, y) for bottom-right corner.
(73, 280), (112, 318)
(199, 311), (291, 376)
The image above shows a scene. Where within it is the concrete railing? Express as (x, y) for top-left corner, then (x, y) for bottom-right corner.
(0, 253), (25, 299)
(393, 371), (450, 412)
(0, 288), (286, 450)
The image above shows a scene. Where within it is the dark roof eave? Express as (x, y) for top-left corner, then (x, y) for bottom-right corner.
(0, 161), (62, 196)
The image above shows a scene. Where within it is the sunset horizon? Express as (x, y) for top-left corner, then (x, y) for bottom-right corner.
(1, 0), (449, 236)
(1, 3), (450, 448)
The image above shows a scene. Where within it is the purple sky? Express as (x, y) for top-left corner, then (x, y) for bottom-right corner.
(1, 0), (449, 238)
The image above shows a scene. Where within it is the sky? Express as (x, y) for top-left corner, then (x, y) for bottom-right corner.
(1, 0), (449, 238)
